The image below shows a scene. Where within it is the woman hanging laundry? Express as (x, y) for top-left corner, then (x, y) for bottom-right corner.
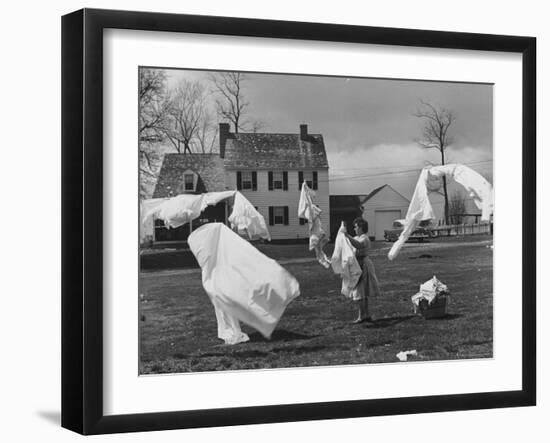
(343, 217), (381, 323)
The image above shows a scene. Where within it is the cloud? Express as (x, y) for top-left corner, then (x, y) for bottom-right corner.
(327, 143), (493, 197)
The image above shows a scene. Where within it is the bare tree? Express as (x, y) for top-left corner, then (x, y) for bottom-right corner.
(195, 114), (218, 154)
(139, 68), (169, 199)
(249, 119), (267, 133)
(139, 68), (169, 138)
(161, 80), (210, 154)
(210, 72), (249, 133)
(414, 100), (456, 224)
(449, 190), (467, 225)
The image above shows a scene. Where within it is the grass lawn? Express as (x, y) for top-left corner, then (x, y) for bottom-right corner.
(139, 237), (493, 374)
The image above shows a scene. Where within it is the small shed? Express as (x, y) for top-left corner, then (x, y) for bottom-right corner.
(360, 185), (410, 240)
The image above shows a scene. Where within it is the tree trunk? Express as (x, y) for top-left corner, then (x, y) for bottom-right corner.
(441, 147), (450, 225)
(442, 176), (450, 225)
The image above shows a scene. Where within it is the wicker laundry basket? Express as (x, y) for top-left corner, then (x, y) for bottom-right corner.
(417, 295), (449, 319)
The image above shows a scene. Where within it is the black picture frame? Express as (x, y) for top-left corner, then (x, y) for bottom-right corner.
(61, 8), (536, 435)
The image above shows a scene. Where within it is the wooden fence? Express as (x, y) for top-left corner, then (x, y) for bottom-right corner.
(431, 222), (492, 237)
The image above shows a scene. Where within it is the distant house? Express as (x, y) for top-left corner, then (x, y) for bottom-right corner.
(150, 123), (330, 242)
(360, 185), (410, 240)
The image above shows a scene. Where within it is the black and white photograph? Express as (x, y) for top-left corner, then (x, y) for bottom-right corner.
(138, 67), (494, 374)
(2, 0), (545, 440)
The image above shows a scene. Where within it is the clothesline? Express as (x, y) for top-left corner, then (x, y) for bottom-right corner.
(388, 163), (493, 260)
(141, 190), (271, 242)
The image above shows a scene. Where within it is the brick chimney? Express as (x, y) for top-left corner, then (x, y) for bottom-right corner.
(300, 124), (308, 141)
(219, 123), (230, 158)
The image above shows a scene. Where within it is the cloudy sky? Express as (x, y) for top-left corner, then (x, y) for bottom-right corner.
(162, 68), (493, 200)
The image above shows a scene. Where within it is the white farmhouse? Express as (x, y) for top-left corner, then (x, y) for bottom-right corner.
(150, 123), (330, 242)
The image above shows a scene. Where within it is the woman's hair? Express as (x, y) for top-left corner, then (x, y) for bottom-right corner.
(353, 217), (369, 233)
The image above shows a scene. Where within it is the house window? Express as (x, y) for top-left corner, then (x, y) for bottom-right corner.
(268, 171), (288, 190)
(273, 172), (283, 189)
(299, 171), (318, 190)
(273, 207), (284, 224)
(184, 174), (194, 190)
(269, 206), (289, 226)
(237, 171), (257, 190)
(241, 171), (253, 190)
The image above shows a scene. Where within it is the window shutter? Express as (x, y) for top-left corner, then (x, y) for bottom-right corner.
(236, 171), (242, 190)
(284, 206), (289, 225)
(252, 171), (257, 191)
(268, 206), (274, 226)
(298, 171), (304, 190)
(268, 171), (274, 191)
(313, 171), (318, 190)
(283, 171), (288, 190)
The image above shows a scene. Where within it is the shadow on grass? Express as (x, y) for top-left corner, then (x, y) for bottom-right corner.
(183, 344), (330, 360)
(249, 329), (319, 342)
(366, 315), (415, 329)
(425, 313), (462, 321)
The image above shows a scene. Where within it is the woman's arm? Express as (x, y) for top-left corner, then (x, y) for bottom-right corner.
(345, 233), (364, 249)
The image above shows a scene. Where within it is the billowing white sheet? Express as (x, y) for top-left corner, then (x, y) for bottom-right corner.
(388, 164), (493, 260)
(141, 190), (270, 241)
(297, 182), (331, 268)
(188, 223), (300, 343)
(330, 222), (362, 297)
(228, 192), (271, 241)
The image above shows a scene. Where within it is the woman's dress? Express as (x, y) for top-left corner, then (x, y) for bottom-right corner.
(348, 233), (381, 301)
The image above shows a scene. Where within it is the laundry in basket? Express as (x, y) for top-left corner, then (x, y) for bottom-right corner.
(411, 276), (450, 318)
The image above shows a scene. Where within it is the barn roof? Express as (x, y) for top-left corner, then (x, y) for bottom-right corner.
(361, 185), (387, 203)
(360, 184), (410, 206)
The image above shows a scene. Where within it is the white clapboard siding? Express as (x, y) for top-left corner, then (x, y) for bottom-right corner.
(361, 185), (410, 240)
(226, 169), (330, 240)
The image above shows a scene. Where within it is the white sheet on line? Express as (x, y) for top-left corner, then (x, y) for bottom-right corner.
(188, 223), (300, 344)
(330, 222), (362, 297)
(141, 190), (270, 241)
(388, 163), (493, 260)
(139, 197), (168, 243)
(297, 182), (331, 268)
(228, 191), (271, 241)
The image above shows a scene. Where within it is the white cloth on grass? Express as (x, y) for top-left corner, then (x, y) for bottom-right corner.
(188, 223), (300, 344)
(297, 182), (331, 268)
(388, 164), (493, 260)
(330, 222), (362, 297)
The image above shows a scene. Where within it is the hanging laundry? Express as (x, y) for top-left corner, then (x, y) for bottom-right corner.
(188, 223), (300, 344)
(141, 190), (271, 241)
(330, 222), (362, 297)
(140, 197), (168, 244)
(388, 163), (493, 260)
(228, 192), (271, 241)
(142, 193), (205, 229)
(297, 182), (331, 268)
(430, 164), (493, 221)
